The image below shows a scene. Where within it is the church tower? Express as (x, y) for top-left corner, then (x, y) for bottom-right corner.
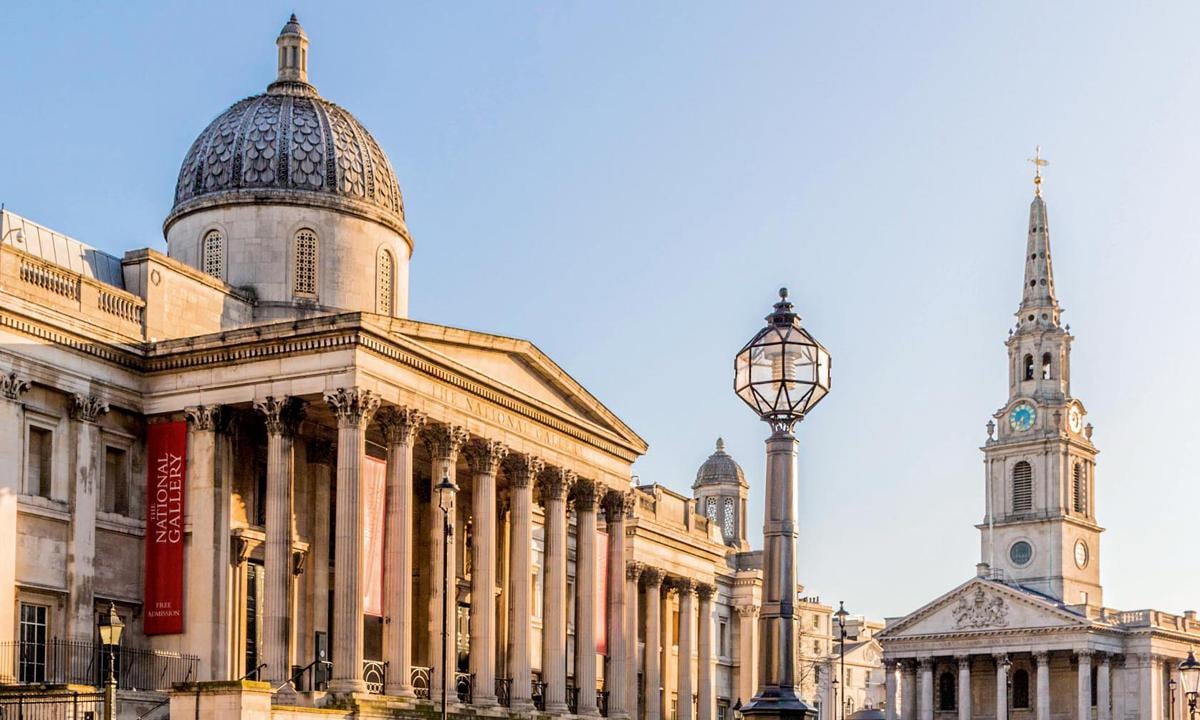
(978, 159), (1103, 607)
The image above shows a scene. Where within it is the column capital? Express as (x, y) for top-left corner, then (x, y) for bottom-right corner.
(601, 488), (637, 521)
(956, 655), (971, 668)
(735, 603), (758, 619)
(993, 652), (1010, 663)
(917, 657), (934, 670)
(376, 406), (425, 445)
(465, 438), (509, 475)
(184, 404), (223, 432)
(1076, 649), (1094, 660)
(1098, 653), (1111, 666)
(256, 395), (306, 436)
(70, 393), (109, 423)
(308, 439), (335, 465)
(504, 454), (544, 488)
(1033, 650), (1049, 663)
(537, 467), (574, 504)
(323, 388), (379, 429)
(1, 371), (31, 401)
(696, 582), (716, 601)
(626, 560), (644, 581)
(673, 577), (697, 595)
(641, 567), (665, 588)
(883, 659), (897, 671)
(571, 477), (600, 511)
(422, 422), (469, 462)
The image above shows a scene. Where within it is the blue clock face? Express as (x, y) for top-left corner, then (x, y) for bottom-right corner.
(1009, 403), (1036, 432)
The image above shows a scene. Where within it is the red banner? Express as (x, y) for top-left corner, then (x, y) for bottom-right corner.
(144, 421), (187, 635)
(596, 529), (607, 654)
(362, 456), (386, 617)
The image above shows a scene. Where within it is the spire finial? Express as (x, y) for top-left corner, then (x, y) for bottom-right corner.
(716, 437), (725, 452)
(1027, 145), (1049, 197)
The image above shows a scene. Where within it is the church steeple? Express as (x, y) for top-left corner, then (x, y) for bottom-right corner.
(1017, 149), (1060, 330)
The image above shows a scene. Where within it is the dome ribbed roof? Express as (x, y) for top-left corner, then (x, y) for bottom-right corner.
(165, 17), (406, 237)
(693, 438), (746, 489)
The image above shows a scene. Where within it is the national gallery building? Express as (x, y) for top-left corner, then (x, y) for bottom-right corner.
(0, 17), (793, 720)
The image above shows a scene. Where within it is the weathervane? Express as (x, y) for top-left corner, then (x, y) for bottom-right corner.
(1027, 145), (1049, 196)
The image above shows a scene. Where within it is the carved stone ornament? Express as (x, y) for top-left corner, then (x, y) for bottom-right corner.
(323, 388), (380, 429)
(465, 438), (509, 476)
(375, 406), (426, 445)
(735, 603), (760, 619)
(184, 404), (223, 432)
(952, 587), (1010, 630)
(601, 489), (637, 522)
(571, 477), (599, 511)
(504, 454), (544, 489)
(1, 371), (31, 401)
(695, 583), (716, 600)
(537, 467), (574, 504)
(640, 567), (665, 588)
(255, 395), (306, 436)
(70, 394), (109, 423)
(422, 423), (470, 462)
(626, 561), (644, 581)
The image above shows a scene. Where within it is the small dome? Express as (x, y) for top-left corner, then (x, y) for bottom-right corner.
(693, 437), (746, 489)
(165, 16), (407, 238)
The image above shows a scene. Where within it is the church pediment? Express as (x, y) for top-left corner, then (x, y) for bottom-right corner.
(879, 578), (1090, 639)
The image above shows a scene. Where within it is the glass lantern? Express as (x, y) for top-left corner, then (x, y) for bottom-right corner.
(735, 288), (831, 430)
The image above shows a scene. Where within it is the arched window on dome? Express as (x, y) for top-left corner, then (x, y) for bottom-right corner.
(1012, 461), (1033, 513)
(1072, 462), (1087, 514)
(294, 229), (319, 297)
(376, 248), (395, 315)
(202, 229), (225, 280)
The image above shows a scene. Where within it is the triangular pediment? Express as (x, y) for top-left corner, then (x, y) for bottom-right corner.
(879, 578), (1091, 639)
(370, 316), (648, 456)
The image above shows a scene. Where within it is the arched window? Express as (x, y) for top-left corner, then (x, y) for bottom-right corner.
(202, 229), (224, 280)
(1012, 669), (1030, 709)
(1012, 461), (1033, 513)
(723, 497), (735, 540)
(1072, 463), (1087, 514)
(294, 229), (318, 296)
(1041, 352), (1052, 380)
(1023, 354), (1034, 381)
(376, 247), (394, 315)
(937, 670), (956, 711)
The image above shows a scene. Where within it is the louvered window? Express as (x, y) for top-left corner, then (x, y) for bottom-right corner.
(1072, 463), (1087, 514)
(202, 230), (225, 279)
(377, 248), (394, 315)
(294, 229), (318, 296)
(1012, 461), (1033, 512)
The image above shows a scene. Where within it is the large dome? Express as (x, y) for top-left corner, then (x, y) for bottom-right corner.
(693, 438), (747, 489)
(165, 16), (406, 237)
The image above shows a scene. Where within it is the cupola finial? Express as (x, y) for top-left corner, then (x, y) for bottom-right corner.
(1027, 145), (1048, 197)
(274, 13), (310, 86)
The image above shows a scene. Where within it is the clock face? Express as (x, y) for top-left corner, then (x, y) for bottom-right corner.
(1074, 540), (1089, 569)
(1068, 406), (1083, 434)
(1009, 403), (1036, 432)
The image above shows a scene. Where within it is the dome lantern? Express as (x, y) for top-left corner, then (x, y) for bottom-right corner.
(273, 14), (311, 88)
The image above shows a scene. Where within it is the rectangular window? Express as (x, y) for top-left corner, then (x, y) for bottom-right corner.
(717, 700), (729, 720)
(718, 619), (727, 657)
(812, 614), (820, 629)
(672, 609), (680, 646)
(26, 427), (52, 498)
(102, 446), (129, 515)
(19, 603), (48, 683)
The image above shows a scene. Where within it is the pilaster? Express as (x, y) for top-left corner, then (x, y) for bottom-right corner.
(184, 404), (225, 680)
(68, 393), (108, 639)
(0, 372), (30, 665)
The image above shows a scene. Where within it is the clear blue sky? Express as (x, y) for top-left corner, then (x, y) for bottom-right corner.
(3, 2), (1198, 621)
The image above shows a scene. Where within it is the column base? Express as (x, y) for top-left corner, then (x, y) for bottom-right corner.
(474, 694), (499, 708)
(741, 687), (818, 720)
(510, 700), (537, 713)
(546, 702), (569, 714)
(384, 684), (416, 698)
(327, 679), (368, 695)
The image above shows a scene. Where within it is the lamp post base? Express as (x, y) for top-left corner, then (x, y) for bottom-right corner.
(741, 687), (818, 720)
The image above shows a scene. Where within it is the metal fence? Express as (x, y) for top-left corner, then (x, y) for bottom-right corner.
(0, 690), (106, 720)
(0, 641), (197, 691)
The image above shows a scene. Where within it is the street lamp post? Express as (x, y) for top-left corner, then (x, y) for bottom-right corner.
(436, 473), (459, 720)
(98, 603), (124, 720)
(1001, 656), (1012, 720)
(735, 288), (831, 720)
(834, 603), (848, 720)
(1179, 650), (1199, 720)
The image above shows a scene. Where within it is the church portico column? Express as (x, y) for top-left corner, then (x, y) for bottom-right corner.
(423, 422), (469, 701)
(325, 388), (381, 694)
(184, 405), (225, 681)
(883, 660), (897, 720)
(306, 440), (334, 680)
(538, 467), (574, 714)
(900, 660), (916, 720)
(918, 658), (933, 720)
(696, 584), (715, 720)
(956, 655), (971, 720)
(1076, 650), (1092, 720)
(624, 560), (644, 720)
(377, 407), (425, 697)
(1034, 651), (1050, 720)
(993, 654), (1008, 720)
(466, 438), (508, 707)
(1096, 654), (1111, 720)
(504, 454), (542, 712)
(67, 394), (108, 640)
(602, 490), (633, 720)
(676, 578), (696, 720)
(0, 373), (31, 665)
(642, 568), (665, 720)
(572, 478), (600, 716)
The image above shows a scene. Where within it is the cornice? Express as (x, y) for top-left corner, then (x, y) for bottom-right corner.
(0, 307), (144, 370)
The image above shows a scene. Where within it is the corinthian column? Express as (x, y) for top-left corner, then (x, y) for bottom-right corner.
(884, 660), (897, 720)
(992, 654), (1008, 720)
(184, 405), (224, 680)
(324, 388), (380, 694)
(624, 561), (643, 720)
(376, 407), (425, 697)
(642, 568), (665, 720)
(1097, 654), (1111, 720)
(736, 604), (759, 707)
(505, 455), (543, 712)
(677, 579), (696, 720)
(539, 467), (574, 714)
(573, 479), (600, 716)
(1034, 651), (1050, 720)
(696, 584), (715, 720)
(466, 438), (508, 707)
(1076, 650), (1092, 720)
(919, 658), (933, 720)
(956, 656), (971, 720)
(423, 422), (469, 701)
(602, 490), (633, 720)
(0, 373), (30, 669)
(68, 394), (108, 639)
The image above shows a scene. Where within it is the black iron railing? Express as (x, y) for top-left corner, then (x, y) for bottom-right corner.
(0, 641), (198, 691)
(567, 685), (580, 715)
(598, 689), (610, 717)
(532, 680), (547, 711)
(454, 672), (473, 704)
(0, 689), (106, 720)
(411, 666), (431, 699)
(362, 660), (386, 695)
(496, 678), (512, 708)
